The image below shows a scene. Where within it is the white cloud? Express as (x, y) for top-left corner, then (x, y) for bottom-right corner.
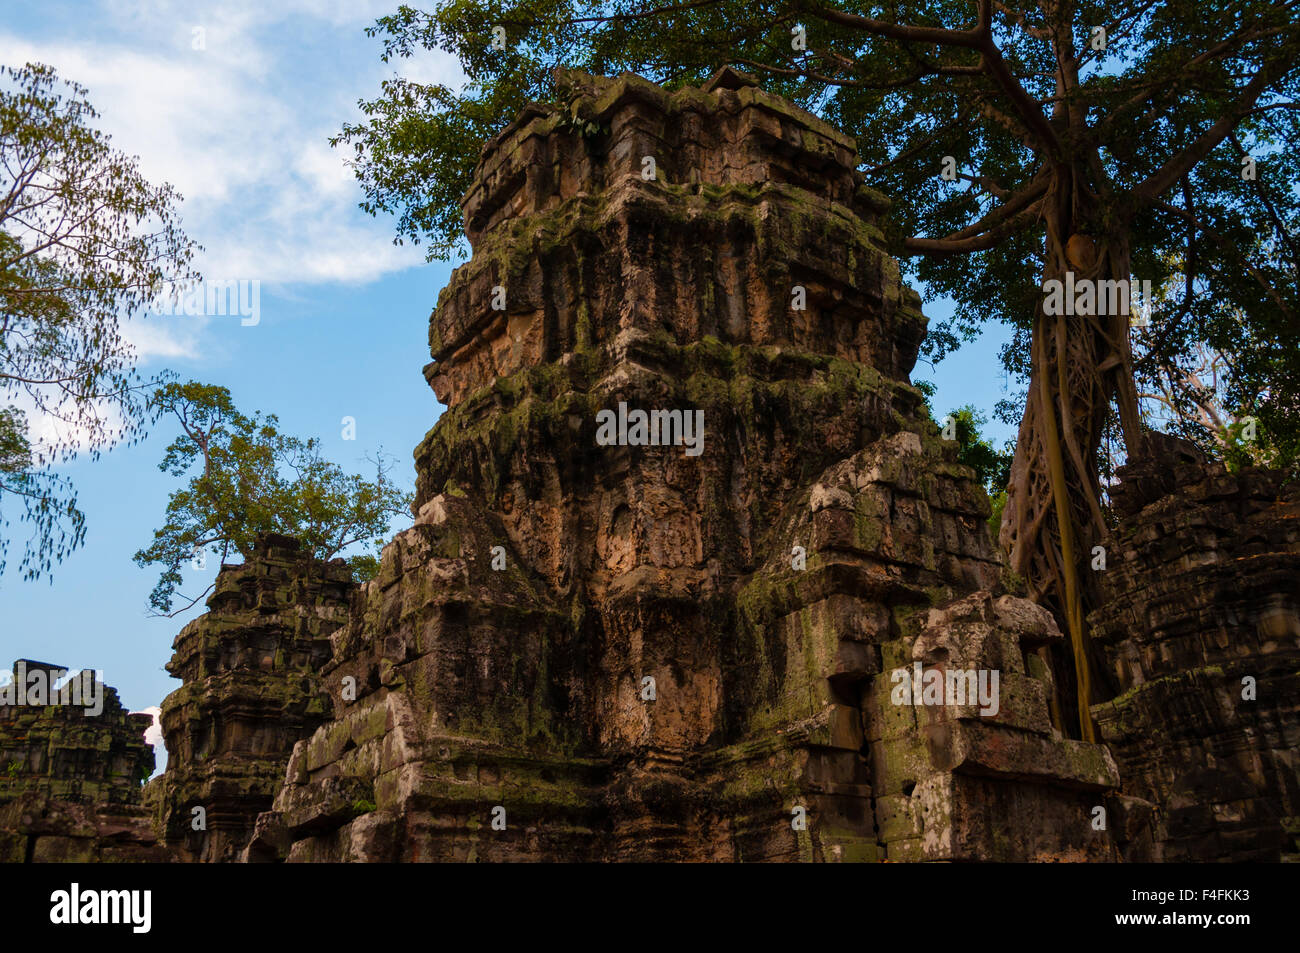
(133, 705), (164, 748)
(396, 46), (470, 89)
(6, 386), (127, 459)
(103, 0), (390, 32)
(294, 138), (356, 200)
(121, 315), (203, 362)
(4, 309), (201, 456)
(130, 705), (167, 777)
(0, 4), (464, 287)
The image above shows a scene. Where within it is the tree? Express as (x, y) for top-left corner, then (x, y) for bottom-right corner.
(1132, 246), (1300, 475)
(950, 404), (1014, 493)
(1, 62), (198, 580)
(334, 1), (1300, 739)
(134, 380), (412, 616)
(915, 381), (1014, 493)
(917, 381), (1015, 533)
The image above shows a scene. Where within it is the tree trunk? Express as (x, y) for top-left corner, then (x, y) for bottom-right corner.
(999, 177), (1143, 741)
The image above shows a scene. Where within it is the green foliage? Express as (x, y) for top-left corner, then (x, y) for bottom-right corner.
(945, 405), (1014, 494)
(0, 406), (28, 470)
(915, 382), (1012, 496)
(134, 380), (412, 615)
(987, 488), (1008, 539)
(555, 95), (611, 138)
(1221, 415), (1299, 476)
(0, 62), (198, 580)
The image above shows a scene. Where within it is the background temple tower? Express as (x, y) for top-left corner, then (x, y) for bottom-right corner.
(0, 661), (165, 861)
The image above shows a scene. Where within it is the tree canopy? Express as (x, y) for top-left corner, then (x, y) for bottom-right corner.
(134, 380), (412, 616)
(335, 0), (1300, 739)
(0, 62), (198, 581)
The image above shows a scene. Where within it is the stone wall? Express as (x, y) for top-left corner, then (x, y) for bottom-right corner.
(150, 533), (355, 861)
(1090, 437), (1300, 861)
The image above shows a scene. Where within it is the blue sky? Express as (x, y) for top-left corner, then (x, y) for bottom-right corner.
(0, 0), (1014, 770)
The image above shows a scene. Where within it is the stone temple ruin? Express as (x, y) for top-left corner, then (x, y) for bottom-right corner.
(2, 69), (1297, 862)
(0, 661), (166, 862)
